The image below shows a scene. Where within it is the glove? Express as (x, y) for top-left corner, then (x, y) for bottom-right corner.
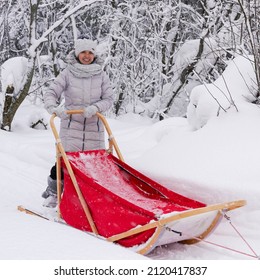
(83, 105), (98, 118)
(53, 105), (65, 118)
(46, 105), (65, 118)
(46, 105), (55, 115)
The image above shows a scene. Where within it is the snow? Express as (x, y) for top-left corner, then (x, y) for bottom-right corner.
(172, 38), (220, 78)
(0, 57), (28, 96)
(1, 55), (260, 278)
(187, 55), (257, 130)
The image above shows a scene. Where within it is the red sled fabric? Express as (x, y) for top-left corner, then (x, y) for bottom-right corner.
(60, 150), (206, 248)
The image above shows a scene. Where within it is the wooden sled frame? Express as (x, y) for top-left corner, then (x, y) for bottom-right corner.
(50, 111), (246, 255)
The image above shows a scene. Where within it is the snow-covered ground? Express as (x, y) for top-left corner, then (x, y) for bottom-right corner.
(1, 102), (259, 278)
(1, 55), (260, 278)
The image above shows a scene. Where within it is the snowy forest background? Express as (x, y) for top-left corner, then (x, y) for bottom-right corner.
(0, 0), (260, 131)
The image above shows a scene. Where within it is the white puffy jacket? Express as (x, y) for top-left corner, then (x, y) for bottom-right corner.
(44, 55), (114, 152)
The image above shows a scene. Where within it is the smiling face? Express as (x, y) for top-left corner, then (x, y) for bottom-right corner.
(78, 51), (95, 65)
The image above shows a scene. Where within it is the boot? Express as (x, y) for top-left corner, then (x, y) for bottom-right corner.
(42, 176), (57, 198)
(42, 176), (57, 208)
(42, 194), (57, 208)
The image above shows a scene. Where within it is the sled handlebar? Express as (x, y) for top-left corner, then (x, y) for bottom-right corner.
(50, 110), (124, 231)
(50, 110), (124, 162)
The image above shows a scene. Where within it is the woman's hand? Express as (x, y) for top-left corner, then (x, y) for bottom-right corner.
(46, 105), (65, 118)
(83, 105), (98, 118)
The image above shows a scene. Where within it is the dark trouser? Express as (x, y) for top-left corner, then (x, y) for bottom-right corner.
(50, 163), (64, 180)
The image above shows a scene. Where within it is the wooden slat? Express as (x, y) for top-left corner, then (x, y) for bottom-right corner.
(107, 200), (246, 243)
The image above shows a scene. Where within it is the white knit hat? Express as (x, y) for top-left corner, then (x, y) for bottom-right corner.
(75, 39), (97, 57)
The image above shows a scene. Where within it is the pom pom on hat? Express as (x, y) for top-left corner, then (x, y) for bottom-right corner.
(75, 39), (97, 57)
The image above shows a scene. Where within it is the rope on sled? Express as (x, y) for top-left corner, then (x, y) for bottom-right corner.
(165, 212), (259, 260)
(222, 212), (259, 259)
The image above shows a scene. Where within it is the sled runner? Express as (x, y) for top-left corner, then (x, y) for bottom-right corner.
(40, 110), (245, 255)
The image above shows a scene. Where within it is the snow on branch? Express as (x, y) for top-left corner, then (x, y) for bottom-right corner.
(28, 0), (105, 57)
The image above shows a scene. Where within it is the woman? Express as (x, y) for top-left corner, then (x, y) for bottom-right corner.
(42, 38), (114, 207)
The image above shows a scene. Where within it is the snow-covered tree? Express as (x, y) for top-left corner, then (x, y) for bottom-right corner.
(0, 0), (106, 130)
(186, 0), (260, 130)
(236, 0), (260, 99)
(1, 0), (260, 130)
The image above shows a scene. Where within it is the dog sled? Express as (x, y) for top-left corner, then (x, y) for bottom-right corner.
(39, 110), (245, 255)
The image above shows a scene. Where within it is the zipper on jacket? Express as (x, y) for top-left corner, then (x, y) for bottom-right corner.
(67, 114), (72, 128)
(97, 119), (100, 131)
(82, 117), (87, 151)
